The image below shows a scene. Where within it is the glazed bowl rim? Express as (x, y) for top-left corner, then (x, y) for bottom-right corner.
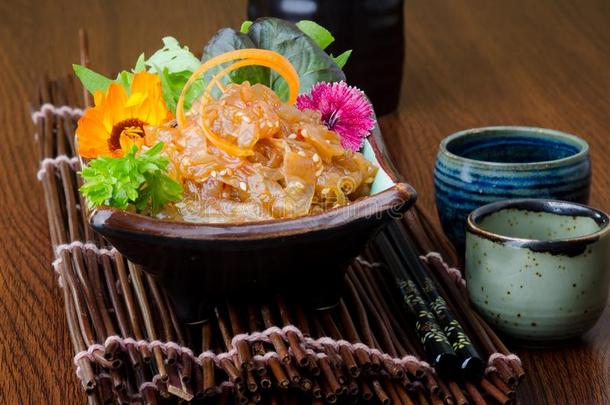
(439, 126), (589, 170)
(90, 184), (415, 241)
(89, 126), (418, 241)
(467, 198), (610, 248)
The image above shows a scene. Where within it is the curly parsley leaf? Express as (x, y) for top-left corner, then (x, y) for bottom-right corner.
(80, 142), (182, 214)
(136, 171), (184, 213)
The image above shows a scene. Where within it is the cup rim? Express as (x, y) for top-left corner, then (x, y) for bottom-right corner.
(439, 126), (589, 169)
(467, 199), (610, 254)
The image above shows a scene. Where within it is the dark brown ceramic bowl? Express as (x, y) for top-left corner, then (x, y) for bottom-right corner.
(89, 127), (416, 323)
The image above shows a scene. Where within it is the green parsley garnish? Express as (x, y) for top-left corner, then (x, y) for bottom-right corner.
(80, 142), (182, 214)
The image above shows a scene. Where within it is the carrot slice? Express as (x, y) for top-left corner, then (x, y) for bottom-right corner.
(176, 49), (300, 128)
(203, 58), (298, 101)
(196, 57), (303, 156)
(201, 123), (254, 157)
(175, 49), (300, 157)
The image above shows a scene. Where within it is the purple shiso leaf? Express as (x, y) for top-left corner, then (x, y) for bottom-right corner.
(296, 81), (375, 152)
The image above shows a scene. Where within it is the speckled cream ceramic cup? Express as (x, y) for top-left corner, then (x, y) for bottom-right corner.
(465, 199), (610, 343)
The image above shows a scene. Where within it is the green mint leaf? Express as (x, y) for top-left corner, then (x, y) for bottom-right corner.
(296, 20), (334, 50)
(73, 64), (114, 94)
(331, 50), (352, 69)
(80, 142), (182, 214)
(240, 20), (253, 33)
(146, 36), (200, 74)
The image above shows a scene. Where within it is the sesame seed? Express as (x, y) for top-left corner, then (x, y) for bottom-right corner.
(312, 153), (320, 162)
(297, 151), (306, 157)
(211, 170), (217, 177)
(239, 181), (247, 191)
(288, 133), (297, 139)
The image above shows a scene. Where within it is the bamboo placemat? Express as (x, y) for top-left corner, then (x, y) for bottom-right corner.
(32, 75), (523, 405)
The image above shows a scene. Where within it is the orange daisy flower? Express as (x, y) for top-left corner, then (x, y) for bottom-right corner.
(76, 71), (171, 158)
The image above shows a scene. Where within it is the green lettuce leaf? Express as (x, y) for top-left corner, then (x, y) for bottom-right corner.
(202, 28), (270, 95)
(73, 51), (148, 95)
(331, 50), (352, 69)
(204, 18), (345, 101)
(240, 20), (253, 33)
(295, 20), (334, 50)
(74, 37), (204, 114)
(73, 64), (114, 94)
(146, 37), (200, 74)
(133, 53), (146, 72)
(114, 70), (132, 90)
(146, 37), (204, 113)
(157, 67), (205, 113)
(247, 18), (345, 99)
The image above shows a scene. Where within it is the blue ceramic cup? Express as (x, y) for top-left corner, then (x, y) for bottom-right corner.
(434, 126), (591, 250)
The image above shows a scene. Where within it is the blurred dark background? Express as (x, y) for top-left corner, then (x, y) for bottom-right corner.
(248, 0), (405, 115)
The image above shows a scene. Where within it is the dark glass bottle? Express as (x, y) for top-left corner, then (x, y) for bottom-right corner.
(247, 0), (405, 115)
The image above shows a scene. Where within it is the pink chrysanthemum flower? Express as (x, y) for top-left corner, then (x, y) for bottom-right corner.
(296, 81), (375, 152)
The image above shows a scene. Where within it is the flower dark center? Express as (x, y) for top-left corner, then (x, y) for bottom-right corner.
(108, 118), (147, 151)
(322, 110), (340, 130)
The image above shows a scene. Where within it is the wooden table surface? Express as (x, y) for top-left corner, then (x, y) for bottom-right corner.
(1, 0), (609, 403)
